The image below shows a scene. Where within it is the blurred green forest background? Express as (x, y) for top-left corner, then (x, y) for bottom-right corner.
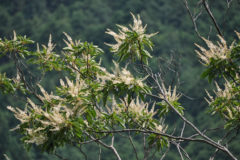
(0, 0), (240, 159)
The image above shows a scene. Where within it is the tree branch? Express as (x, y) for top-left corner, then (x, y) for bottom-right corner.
(182, 0), (202, 38)
(128, 132), (139, 160)
(202, 0), (223, 36)
(145, 70), (237, 160)
(86, 133), (122, 160)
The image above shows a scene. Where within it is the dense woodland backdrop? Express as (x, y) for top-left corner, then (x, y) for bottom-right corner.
(0, 0), (240, 159)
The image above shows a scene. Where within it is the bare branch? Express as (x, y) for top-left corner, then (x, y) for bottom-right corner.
(54, 153), (68, 160)
(128, 132), (139, 160)
(182, 0), (202, 38)
(79, 145), (88, 160)
(209, 127), (240, 160)
(143, 133), (148, 160)
(176, 143), (184, 160)
(92, 121), (236, 160)
(86, 133), (122, 160)
(178, 145), (191, 160)
(145, 71), (237, 160)
(202, 0), (223, 36)
(98, 144), (102, 160)
(180, 122), (186, 137)
(171, 141), (191, 160)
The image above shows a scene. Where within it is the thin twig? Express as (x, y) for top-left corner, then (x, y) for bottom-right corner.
(85, 132), (122, 160)
(92, 125), (236, 159)
(128, 132), (139, 160)
(79, 145), (88, 160)
(210, 127), (240, 160)
(143, 133), (149, 160)
(54, 153), (68, 160)
(181, 122), (186, 137)
(146, 72), (237, 160)
(182, 0), (202, 38)
(98, 144), (102, 160)
(202, 0), (223, 36)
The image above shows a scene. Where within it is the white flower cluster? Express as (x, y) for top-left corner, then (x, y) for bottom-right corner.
(205, 79), (240, 120)
(59, 75), (88, 116)
(195, 34), (239, 65)
(38, 84), (62, 102)
(7, 99), (72, 145)
(126, 97), (156, 120)
(108, 96), (155, 122)
(98, 61), (147, 88)
(37, 35), (58, 63)
(159, 83), (181, 103)
(7, 85), (77, 146)
(63, 32), (79, 51)
(155, 118), (168, 133)
(106, 96), (167, 133)
(60, 75), (89, 98)
(105, 13), (157, 53)
(205, 79), (235, 104)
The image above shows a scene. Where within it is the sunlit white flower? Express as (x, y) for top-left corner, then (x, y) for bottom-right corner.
(12, 70), (21, 85)
(59, 74), (89, 98)
(195, 35), (235, 65)
(129, 97), (156, 118)
(3, 154), (11, 160)
(98, 61), (147, 88)
(7, 106), (31, 123)
(63, 32), (81, 52)
(205, 79), (240, 121)
(155, 123), (168, 133)
(0, 39), (3, 46)
(109, 96), (156, 121)
(159, 83), (181, 102)
(235, 31), (240, 40)
(7, 96), (80, 146)
(40, 34), (58, 62)
(37, 84), (62, 102)
(105, 13), (157, 53)
(13, 30), (17, 41)
(25, 128), (47, 145)
(205, 79), (234, 105)
(41, 105), (74, 131)
(25, 134), (47, 145)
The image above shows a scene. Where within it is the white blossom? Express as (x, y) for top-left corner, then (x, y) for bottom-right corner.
(37, 84), (62, 102)
(159, 83), (181, 102)
(7, 106), (31, 123)
(25, 128), (47, 145)
(195, 35), (235, 65)
(109, 96), (157, 120)
(155, 124), (168, 133)
(98, 61), (147, 88)
(60, 74), (89, 98)
(105, 13), (157, 53)
(205, 79), (235, 105)
(63, 32), (81, 52)
(40, 34), (58, 62)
